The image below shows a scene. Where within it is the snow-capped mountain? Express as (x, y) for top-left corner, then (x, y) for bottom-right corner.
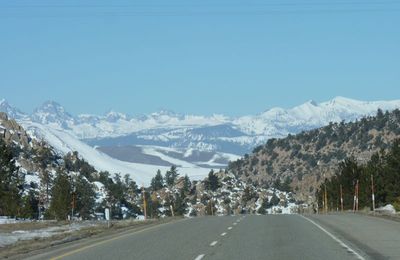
(31, 100), (74, 127)
(1, 96), (400, 182)
(0, 99), (26, 120)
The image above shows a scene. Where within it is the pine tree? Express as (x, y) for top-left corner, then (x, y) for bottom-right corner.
(0, 139), (23, 216)
(20, 190), (39, 219)
(182, 174), (191, 194)
(174, 190), (187, 216)
(49, 170), (72, 220)
(151, 170), (164, 191)
(269, 193), (280, 207)
(34, 143), (54, 209)
(124, 174), (139, 206)
(73, 174), (96, 219)
(165, 166), (179, 187)
(205, 170), (220, 191)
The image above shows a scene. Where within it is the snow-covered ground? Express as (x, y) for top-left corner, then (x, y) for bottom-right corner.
(20, 121), (212, 185)
(0, 222), (97, 248)
(4, 97), (400, 185)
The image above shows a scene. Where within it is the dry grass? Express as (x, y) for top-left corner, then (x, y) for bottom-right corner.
(0, 220), (63, 233)
(0, 217), (181, 259)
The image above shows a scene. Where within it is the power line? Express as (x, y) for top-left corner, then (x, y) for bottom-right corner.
(2, 0), (400, 8)
(1, 0), (400, 19)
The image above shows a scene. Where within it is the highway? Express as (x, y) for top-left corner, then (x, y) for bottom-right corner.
(25, 214), (400, 260)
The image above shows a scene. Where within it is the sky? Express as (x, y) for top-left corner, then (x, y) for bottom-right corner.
(0, 0), (399, 116)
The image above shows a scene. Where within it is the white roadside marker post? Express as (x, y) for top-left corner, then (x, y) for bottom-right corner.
(371, 174), (375, 213)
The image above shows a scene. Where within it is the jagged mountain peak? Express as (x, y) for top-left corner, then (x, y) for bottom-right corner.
(31, 100), (74, 126)
(306, 99), (318, 106)
(0, 99), (27, 119)
(151, 109), (181, 117)
(104, 110), (129, 122)
(34, 100), (66, 113)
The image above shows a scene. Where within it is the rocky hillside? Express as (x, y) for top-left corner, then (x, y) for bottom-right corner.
(2, 97), (400, 167)
(0, 112), (59, 182)
(1, 111), (299, 220)
(228, 109), (400, 202)
(146, 169), (299, 218)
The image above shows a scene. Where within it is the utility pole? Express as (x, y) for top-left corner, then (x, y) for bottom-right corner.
(323, 172), (328, 214)
(210, 198), (214, 216)
(169, 194), (175, 217)
(353, 180), (357, 212)
(340, 184), (344, 212)
(353, 180), (358, 212)
(142, 186), (147, 220)
(71, 192), (76, 221)
(371, 174), (375, 213)
(352, 177), (359, 213)
(355, 180), (359, 212)
(324, 183), (328, 213)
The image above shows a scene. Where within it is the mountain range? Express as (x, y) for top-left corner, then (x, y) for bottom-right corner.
(1, 97), (400, 184)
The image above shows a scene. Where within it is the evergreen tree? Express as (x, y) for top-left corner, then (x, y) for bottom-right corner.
(34, 143), (54, 207)
(205, 170), (220, 191)
(151, 170), (164, 191)
(0, 139), (23, 216)
(269, 193), (280, 207)
(73, 174), (96, 219)
(182, 174), (191, 194)
(174, 190), (187, 216)
(20, 190), (39, 219)
(165, 165), (179, 187)
(49, 170), (72, 220)
(124, 174), (139, 206)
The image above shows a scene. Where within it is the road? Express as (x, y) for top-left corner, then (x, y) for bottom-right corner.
(24, 213), (400, 260)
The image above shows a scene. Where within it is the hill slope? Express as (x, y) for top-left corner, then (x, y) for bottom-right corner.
(228, 109), (400, 202)
(2, 97), (400, 177)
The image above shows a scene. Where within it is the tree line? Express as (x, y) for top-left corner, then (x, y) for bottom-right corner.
(317, 139), (400, 212)
(0, 139), (142, 220)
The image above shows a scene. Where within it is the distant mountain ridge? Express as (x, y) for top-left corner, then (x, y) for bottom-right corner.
(3, 96), (400, 143)
(1, 96), (400, 180)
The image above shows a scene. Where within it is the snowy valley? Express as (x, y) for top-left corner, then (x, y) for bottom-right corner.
(2, 97), (400, 183)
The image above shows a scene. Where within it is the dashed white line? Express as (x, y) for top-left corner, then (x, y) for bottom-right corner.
(210, 241), (218, 247)
(233, 222), (237, 225)
(221, 232), (227, 236)
(194, 254), (205, 260)
(228, 226), (233, 230)
(300, 216), (365, 260)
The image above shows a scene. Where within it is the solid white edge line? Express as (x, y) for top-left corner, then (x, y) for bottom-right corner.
(221, 232), (227, 236)
(300, 215), (365, 260)
(210, 241), (218, 247)
(194, 254), (205, 260)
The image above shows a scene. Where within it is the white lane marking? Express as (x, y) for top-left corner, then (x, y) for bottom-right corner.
(228, 226), (233, 230)
(210, 241), (218, 247)
(221, 232), (227, 236)
(194, 254), (205, 260)
(300, 216), (365, 260)
(233, 222), (237, 225)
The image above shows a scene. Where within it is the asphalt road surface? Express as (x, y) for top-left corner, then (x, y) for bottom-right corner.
(25, 213), (400, 260)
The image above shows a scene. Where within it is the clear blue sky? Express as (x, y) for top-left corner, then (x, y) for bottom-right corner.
(0, 0), (399, 116)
